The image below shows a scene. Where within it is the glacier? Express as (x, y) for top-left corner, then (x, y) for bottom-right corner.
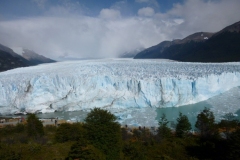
(0, 58), (240, 115)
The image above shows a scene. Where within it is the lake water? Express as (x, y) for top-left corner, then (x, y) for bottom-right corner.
(156, 101), (211, 128)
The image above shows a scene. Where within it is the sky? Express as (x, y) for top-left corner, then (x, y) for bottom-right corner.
(0, 0), (240, 60)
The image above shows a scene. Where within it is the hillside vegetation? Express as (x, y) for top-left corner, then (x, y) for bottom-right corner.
(0, 108), (240, 160)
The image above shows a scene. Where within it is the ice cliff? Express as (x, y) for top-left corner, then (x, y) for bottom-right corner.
(0, 59), (240, 115)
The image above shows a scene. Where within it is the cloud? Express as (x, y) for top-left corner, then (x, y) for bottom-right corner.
(168, 0), (240, 33)
(99, 9), (121, 19)
(0, 0), (240, 60)
(138, 7), (155, 17)
(0, 16), (171, 59)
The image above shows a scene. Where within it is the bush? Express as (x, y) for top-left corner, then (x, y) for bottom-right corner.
(55, 123), (84, 143)
(0, 144), (22, 160)
(84, 108), (122, 160)
(14, 123), (25, 133)
(66, 140), (105, 160)
(228, 129), (240, 159)
(158, 113), (172, 140)
(176, 112), (191, 138)
(122, 142), (146, 160)
(26, 114), (44, 138)
(0, 124), (25, 136)
(195, 107), (217, 139)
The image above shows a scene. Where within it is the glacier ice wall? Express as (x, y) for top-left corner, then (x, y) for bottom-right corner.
(0, 59), (240, 115)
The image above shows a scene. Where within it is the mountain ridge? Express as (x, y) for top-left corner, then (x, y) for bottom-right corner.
(0, 44), (56, 72)
(22, 49), (56, 65)
(134, 20), (240, 62)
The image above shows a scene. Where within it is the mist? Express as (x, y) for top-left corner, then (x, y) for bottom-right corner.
(0, 0), (240, 60)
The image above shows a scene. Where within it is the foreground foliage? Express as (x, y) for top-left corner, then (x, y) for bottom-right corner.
(0, 108), (239, 160)
(27, 114), (44, 138)
(55, 123), (84, 143)
(176, 112), (192, 138)
(195, 107), (217, 139)
(158, 113), (172, 140)
(84, 108), (122, 160)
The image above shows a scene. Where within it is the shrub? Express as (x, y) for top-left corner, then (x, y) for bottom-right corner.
(84, 108), (122, 160)
(26, 114), (44, 138)
(176, 112), (192, 138)
(55, 123), (84, 143)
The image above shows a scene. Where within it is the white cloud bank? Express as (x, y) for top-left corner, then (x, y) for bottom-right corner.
(0, 0), (240, 60)
(138, 7), (155, 17)
(99, 9), (121, 19)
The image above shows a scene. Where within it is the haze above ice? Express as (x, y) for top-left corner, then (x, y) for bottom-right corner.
(0, 0), (240, 60)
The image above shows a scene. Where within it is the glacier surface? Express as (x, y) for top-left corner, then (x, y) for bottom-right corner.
(0, 59), (240, 115)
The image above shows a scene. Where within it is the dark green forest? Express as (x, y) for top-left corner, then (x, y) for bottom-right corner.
(0, 108), (240, 160)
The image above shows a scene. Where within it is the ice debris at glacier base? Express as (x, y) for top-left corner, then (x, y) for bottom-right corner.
(0, 58), (240, 115)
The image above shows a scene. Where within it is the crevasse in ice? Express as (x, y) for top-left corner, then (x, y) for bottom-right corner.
(0, 59), (240, 115)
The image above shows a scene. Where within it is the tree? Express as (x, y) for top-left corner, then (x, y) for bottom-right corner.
(84, 108), (122, 160)
(26, 114), (44, 138)
(0, 147), (21, 160)
(218, 113), (239, 139)
(195, 107), (216, 139)
(228, 129), (240, 159)
(175, 112), (192, 138)
(157, 113), (172, 140)
(122, 142), (146, 160)
(66, 140), (105, 160)
(55, 123), (85, 143)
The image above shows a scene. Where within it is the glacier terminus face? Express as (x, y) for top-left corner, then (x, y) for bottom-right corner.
(0, 59), (240, 115)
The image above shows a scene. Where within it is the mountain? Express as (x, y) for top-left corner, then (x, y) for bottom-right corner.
(216, 21), (240, 35)
(0, 44), (31, 64)
(134, 21), (240, 62)
(118, 48), (144, 58)
(0, 44), (31, 72)
(21, 49), (56, 65)
(134, 32), (214, 59)
(0, 44), (56, 72)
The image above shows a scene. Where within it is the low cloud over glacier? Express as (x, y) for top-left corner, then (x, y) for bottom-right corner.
(0, 0), (240, 60)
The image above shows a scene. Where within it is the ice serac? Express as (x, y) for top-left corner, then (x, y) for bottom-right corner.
(0, 59), (240, 115)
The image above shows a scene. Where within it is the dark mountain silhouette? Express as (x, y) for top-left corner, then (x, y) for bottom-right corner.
(134, 21), (240, 62)
(0, 44), (56, 72)
(0, 44), (31, 72)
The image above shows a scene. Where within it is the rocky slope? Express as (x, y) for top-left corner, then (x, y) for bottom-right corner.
(0, 44), (56, 72)
(22, 49), (56, 65)
(134, 21), (240, 62)
(0, 44), (31, 72)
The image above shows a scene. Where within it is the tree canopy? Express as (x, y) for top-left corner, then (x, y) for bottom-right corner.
(84, 108), (122, 160)
(158, 113), (172, 140)
(218, 113), (239, 139)
(26, 114), (44, 138)
(55, 123), (85, 143)
(195, 107), (216, 139)
(66, 140), (105, 160)
(176, 112), (192, 138)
